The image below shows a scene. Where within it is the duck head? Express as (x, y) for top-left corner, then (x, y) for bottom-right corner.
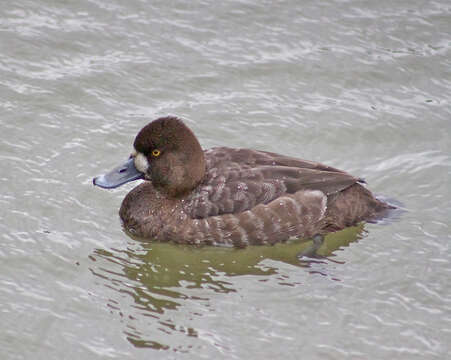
(93, 116), (206, 197)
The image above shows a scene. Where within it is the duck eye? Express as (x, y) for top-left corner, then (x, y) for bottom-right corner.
(151, 149), (161, 157)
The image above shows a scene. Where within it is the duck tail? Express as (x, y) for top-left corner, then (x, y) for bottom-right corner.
(367, 195), (405, 225)
(324, 183), (401, 231)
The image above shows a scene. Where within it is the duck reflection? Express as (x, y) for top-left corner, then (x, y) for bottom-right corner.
(89, 224), (364, 349)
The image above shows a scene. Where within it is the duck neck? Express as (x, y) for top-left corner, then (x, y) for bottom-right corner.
(154, 136), (206, 198)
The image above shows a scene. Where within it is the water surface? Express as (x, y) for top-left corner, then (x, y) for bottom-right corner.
(1, 0), (450, 359)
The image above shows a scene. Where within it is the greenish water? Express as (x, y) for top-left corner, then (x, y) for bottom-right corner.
(1, 0), (450, 359)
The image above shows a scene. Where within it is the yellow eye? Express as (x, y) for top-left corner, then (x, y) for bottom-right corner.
(151, 149), (161, 157)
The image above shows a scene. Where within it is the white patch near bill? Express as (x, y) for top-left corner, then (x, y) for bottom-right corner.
(134, 151), (149, 173)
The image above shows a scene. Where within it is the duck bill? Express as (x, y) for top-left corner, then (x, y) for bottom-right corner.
(93, 158), (144, 189)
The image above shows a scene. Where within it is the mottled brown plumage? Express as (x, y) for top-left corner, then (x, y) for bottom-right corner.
(95, 116), (394, 247)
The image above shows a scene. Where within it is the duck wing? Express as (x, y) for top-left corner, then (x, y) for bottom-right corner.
(187, 147), (361, 219)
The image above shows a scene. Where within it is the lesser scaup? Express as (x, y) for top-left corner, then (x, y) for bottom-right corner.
(94, 116), (393, 247)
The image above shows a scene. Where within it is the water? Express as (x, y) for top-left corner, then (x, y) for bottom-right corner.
(1, 0), (450, 359)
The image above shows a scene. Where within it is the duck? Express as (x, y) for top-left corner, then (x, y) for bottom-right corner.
(93, 116), (394, 247)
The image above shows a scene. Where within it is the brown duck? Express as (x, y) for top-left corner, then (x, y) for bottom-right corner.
(93, 116), (394, 247)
